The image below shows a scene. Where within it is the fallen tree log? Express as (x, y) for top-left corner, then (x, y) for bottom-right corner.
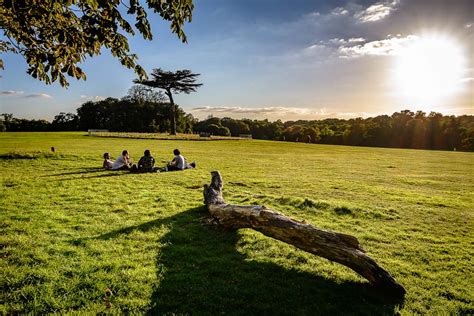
(203, 171), (405, 297)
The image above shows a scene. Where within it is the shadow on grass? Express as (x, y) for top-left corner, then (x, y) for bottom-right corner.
(0, 152), (54, 160)
(42, 168), (105, 177)
(52, 171), (140, 181)
(86, 206), (404, 315)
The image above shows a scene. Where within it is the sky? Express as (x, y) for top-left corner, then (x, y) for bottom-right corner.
(1, 0), (473, 121)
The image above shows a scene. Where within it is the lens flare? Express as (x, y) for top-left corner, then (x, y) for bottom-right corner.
(394, 34), (467, 107)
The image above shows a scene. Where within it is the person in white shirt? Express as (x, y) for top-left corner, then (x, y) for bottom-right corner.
(111, 150), (132, 170)
(166, 149), (196, 171)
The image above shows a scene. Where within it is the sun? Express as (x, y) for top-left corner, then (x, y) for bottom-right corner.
(393, 34), (466, 107)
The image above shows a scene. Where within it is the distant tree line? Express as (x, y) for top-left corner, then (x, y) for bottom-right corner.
(1, 100), (473, 151)
(75, 98), (195, 133)
(193, 111), (474, 151)
(1, 86), (196, 134)
(194, 117), (284, 140)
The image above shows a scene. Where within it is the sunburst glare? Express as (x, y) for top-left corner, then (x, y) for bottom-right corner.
(393, 34), (467, 108)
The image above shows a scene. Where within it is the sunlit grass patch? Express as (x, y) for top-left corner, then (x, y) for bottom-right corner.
(0, 132), (473, 314)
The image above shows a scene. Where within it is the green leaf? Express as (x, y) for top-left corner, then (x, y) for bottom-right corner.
(1, 0), (194, 87)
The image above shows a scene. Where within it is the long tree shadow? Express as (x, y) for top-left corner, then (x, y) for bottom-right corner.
(42, 168), (106, 177)
(90, 207), (403, 315)
(55, 171), (139, 181)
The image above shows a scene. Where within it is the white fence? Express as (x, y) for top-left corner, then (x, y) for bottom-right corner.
(88, 129), (109, 136)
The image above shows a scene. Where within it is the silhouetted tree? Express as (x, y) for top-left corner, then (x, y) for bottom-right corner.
(135, 68), (202, 135)
(52, 112), (78, 131)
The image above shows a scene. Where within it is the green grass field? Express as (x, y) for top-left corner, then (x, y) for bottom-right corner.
(1, 132), (473, 314)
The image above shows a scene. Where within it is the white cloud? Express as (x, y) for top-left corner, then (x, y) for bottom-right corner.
(80, 95), (105, 101)
(25, 93), (52, 99)
(338, 35), (418, 58)
(192, 106), (311, 115)
(324, 37), (366, 46)
(311, 1), (398, 24)
(331, 7), (349, 16)
(190, 106), (371, 120)
(355, 0), (399, 23)
(1, 90), (24, 96)
(329, 38), (348, 45)
(304, 34), (422, 61)
(306, 11), (320, 18)
(348, 37), (366, 43)
(305, 44), (327, 51)
(1, 91), (53, 99)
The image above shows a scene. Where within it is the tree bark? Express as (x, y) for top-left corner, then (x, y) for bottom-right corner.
(203, 171), (406, 297)
(166, 89), (177, 135)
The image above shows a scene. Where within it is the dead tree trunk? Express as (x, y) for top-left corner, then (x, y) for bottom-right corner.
(203, 171), (405, 297)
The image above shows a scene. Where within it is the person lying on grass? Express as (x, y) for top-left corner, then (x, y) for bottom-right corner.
(102, 152), (114, 170)
(164, 149), (196, 171)
(137, 149), (159, 173)
(111, 150), (132, 170)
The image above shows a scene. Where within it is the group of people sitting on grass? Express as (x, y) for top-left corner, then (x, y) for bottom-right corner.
(102, 149), (196, 173)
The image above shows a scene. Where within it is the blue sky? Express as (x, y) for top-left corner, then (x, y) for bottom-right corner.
(1, 0), (473, 120)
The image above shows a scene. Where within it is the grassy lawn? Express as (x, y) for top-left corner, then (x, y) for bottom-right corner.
(1, 132), (473, 314)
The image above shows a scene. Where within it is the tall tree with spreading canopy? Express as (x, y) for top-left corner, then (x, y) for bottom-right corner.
(134, 68), (202, 135)
(0, 0), (194, 87)
(123, 85), (166, 104)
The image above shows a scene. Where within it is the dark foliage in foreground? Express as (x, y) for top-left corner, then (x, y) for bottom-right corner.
(1, 0), (194, 87)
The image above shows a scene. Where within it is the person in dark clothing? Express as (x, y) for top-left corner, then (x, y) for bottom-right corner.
(137, 149), (158, 173)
